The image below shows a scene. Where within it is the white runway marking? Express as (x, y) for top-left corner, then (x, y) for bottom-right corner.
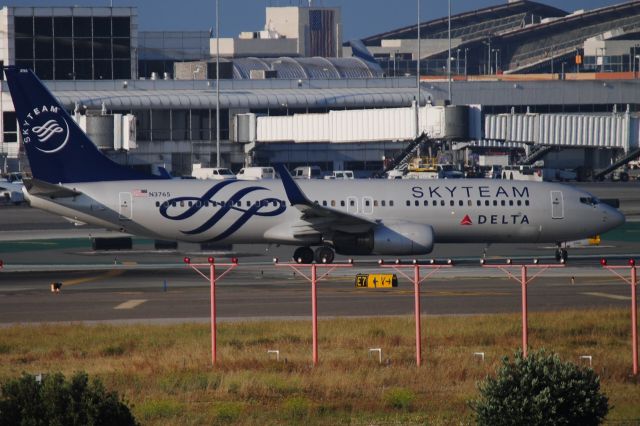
(581, 292), (630, 301)
(114, 299), (148, 310)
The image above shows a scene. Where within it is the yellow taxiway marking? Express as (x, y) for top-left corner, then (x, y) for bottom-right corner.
(114, 299), (148, 310)
(63, 269), (125, 287)
(582, 292), (631, 301)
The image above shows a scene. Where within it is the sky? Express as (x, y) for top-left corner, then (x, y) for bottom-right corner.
(6, 0), (625, 40)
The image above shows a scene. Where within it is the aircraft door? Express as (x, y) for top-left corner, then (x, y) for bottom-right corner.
(119, 192), (133, 220)
(347, 196), (358, 214)
(362, 196), (373, 215)
(550, 190), (564, 219)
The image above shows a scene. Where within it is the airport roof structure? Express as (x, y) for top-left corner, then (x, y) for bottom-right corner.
(230, 57), (383, 79)
(359, 1), (568, 46)
(51, 86), (426, 110)
(500, 1), (640, 73)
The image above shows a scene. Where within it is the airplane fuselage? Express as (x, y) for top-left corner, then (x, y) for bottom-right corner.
(25, 178), (623, 248)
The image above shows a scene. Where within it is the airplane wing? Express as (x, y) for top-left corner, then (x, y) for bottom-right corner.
(23, 178), (82, 199)
(275, 164), (376, 233)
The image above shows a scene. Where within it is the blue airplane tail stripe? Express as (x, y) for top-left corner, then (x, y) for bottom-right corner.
(4, 67), (165, 183)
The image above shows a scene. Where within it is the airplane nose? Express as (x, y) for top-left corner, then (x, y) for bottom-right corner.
(606, 207), (625, 229)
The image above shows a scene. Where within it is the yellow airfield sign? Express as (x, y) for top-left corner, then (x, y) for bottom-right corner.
(355, 274), (398, 288)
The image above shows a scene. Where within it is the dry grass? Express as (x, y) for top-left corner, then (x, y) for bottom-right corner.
(0, 309), (638, 425)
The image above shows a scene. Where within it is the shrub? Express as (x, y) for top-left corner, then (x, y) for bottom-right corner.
(0, 371), (138, 426)
(384, 387), (416, 411)
(470, 349), (609, 426)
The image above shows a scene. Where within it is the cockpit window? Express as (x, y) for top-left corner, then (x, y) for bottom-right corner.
(580, 197), (599, 206)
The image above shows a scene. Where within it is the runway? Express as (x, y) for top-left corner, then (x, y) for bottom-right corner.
(0, 266), (633, 324)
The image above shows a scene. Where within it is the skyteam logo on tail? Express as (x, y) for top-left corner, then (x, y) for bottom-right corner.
(20, 105), (70, 154)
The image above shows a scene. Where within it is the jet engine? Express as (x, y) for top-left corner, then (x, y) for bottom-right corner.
(332, 223), (435, 255)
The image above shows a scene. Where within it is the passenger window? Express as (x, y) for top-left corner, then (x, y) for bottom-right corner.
(493, 200), (497, 206)
(432, 200), (437, 206)
(314, 200), (319, 204)
(406, 201), (410, 206)
(390, 201), (394, 207)
(450, 200), (454, 206)
(247, 201), (251, 207)
(424, 200), (429, 206)
(517, 200), (521, 206)
(366, 200), (371, 207)
(458, 200), (464, 206)
(350, 200), (355, 207)
(155, 201), (160, 207)
(476, 200), (481, 206)
(440, 200), (445, 206)
(414, 200), (419, 207)
(509, 200), (514, 206)
(501, 200), (506, 206)
(341, 200), (345, 207)
(180, 201), (185, 207)
(196, 201), (201, 207)
(373, 200), (378, 207)
(525, 200), (530, 206)
(381, 200), (386, 207)
(322, 201), (327, 206)
(331, 200), (336, 207)
(485, 200), (489, 206)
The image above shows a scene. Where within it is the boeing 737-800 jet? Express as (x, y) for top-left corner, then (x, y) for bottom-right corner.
(4, 67), (625, 263)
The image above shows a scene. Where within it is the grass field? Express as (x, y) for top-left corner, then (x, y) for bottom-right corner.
(0, 309), (638, 425)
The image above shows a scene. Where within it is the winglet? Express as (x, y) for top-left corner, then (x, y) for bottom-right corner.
(274, 164), (309, 206)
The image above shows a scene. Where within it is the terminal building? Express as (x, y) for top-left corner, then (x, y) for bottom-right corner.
(1, 1), (640, 178)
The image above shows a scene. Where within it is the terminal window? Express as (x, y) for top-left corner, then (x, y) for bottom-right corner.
(14, 15), (131, 80)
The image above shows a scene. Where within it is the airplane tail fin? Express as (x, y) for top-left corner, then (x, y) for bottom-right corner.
(4, 67), (164, 184)
(348, 39), (377, 64)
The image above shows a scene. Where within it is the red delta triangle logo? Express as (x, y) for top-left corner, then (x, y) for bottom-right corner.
(460, 214), (473, 226)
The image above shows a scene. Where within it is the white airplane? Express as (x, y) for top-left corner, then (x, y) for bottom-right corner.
(4, 67), (625, 263)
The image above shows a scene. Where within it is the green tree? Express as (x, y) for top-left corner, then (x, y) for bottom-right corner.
(470, 349), (608, 426)
(0, 372), (138, 426)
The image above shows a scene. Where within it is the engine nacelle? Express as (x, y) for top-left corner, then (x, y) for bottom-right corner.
(333, 223), (435, 255)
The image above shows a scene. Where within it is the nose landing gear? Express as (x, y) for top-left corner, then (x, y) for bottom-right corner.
(555, 245), (568, 262)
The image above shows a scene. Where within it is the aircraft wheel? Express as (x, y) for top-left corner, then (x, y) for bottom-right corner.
(314, 246), (335, 264)
(293, 247), (314, 264)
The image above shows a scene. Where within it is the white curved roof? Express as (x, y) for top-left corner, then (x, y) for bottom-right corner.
(53, 87), (429, 110)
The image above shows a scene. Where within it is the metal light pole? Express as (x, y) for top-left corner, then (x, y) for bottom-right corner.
(215, 0), (221, 167)
(600, 258), (638, 376)
(416, 0), (421, 137)
(482, 259), (565, 357)
(464, 48), (468, 77)
(381, 259), (453, 367)
(274, 259), (353, 366)
(447, 0), (452, 103)
(183, 256), (238, 365)
(456, 48), (461, 75)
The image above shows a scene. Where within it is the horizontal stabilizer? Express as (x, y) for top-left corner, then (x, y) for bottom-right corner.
(24, 178), (82, 199)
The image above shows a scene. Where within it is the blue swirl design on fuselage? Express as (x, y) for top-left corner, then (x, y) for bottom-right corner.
(159, 180), (286, 241)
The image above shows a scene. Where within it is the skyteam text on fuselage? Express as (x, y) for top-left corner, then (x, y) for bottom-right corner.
(4, 67), (625, 264)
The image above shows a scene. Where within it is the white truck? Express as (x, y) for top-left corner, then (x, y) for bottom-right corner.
(323, 170), (354, 180)
(191, 164), (237, 180)
(236, 167), (276, 180)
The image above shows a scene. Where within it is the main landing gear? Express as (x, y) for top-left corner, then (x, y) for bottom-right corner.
(555, 244), (568, 263)
(292, 246), (335, 264)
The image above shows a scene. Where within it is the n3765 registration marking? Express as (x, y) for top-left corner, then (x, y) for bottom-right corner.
(149, 191), (170, 197)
